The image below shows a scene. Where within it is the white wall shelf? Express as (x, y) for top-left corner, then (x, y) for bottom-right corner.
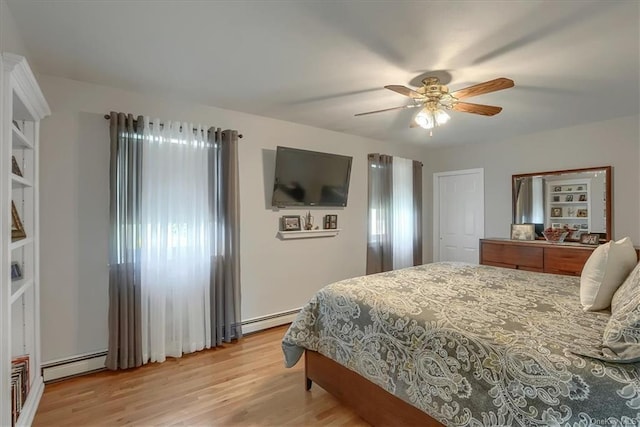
(11, 174), (32, 188)
(277, 229), (341, 240)
(11, 124), (33, 149)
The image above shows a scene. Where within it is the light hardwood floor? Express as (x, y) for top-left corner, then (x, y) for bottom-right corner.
(34, 325), (368, 426)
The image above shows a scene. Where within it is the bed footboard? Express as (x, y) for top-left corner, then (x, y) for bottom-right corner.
(304, 350), (443, 427)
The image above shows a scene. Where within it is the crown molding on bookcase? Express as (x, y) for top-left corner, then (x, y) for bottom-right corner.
(2, 53), (51, 120)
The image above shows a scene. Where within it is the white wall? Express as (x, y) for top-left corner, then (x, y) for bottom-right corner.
(426, 115), (640, 259)
(38, 75), (429, 362)
(0, 0), (31, 58)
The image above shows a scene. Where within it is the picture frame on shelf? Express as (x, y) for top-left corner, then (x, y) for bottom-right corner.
(577, 209), (588, 217)
(510, 223), (535, 241)
(553, 186), (562, 192)
(579, 194), (587, 201)
(324, 214), (338, 230)
(580, 223), (589, 230)
(281, 215), (301, 231)
(580, 233), (600, 245)
(576, 186), (584, 191)
(11, 201), (26, 241)
(550, 207), (562, 217)
(565, 187), (573, 191)
(551, 222), (562, 229)
(565, 195), (573, 202)
(552, 195), (560, 202)
(11, 156), (22, 177)
(10, 262), (22, 282)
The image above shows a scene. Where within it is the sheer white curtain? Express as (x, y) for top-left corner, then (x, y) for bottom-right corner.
(392, 157), (414, 269)
(140, 118), (212, 363)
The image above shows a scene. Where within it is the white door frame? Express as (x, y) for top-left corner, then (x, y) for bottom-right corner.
(433, 168), (485, 262)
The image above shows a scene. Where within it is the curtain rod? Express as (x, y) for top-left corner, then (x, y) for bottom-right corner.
(104, 114), (243, 138)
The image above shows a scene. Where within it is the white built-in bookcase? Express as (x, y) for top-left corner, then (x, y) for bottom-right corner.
(0, 53), (50, 427)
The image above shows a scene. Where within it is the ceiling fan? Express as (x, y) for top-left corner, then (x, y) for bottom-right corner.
(355, 77), (515, 135)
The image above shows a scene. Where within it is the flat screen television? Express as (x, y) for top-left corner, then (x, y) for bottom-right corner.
(271, 146), (353, 207)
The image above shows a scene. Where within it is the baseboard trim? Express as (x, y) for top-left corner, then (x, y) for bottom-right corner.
(41, 309), (301, 382)
(42, 352), (107, 383)
(241, 308), (300, 334)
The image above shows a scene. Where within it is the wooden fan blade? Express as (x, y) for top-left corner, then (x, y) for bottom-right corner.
(384, 85), (424, 99)
(452, 102), (503, 116)
(354, 104), (417, 117)
(450, 78), (514, 100)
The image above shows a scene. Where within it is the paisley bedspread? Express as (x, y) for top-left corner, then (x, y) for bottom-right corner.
(282, 262), (640, 426)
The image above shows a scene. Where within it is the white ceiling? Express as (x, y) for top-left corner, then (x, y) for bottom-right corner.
(6, 0), (640, 147)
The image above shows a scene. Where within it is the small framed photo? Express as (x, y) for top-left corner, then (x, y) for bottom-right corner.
(550, 207), (562, 217)
(553, 186), (562, 192)
(323, 214), (338, 230)
(577, 186), (584, 191)
(569, 230), (582, 241)
(577, 209), (588, 217)
(511, 223), (535, 241)
(10, 262), (22, 282)
(580, 233), (600, 245)
(551, 222), (562, 229)
(552, 195), (560, 202)
(565, 187), (573, 192)
(565, 195), (573, 202)
(11, 201), (26, 241)
(11, 156), (22, 177)
(281, 215), (301, 231)
(578, 194), (587, 201)
(580, 223), (589, 230)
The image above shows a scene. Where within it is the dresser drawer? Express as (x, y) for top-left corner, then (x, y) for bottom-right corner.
(544, 247), (593, 276)
(481, 242), (544, 270)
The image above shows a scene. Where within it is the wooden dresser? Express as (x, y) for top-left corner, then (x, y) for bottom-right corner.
(479, 238), (598, 276)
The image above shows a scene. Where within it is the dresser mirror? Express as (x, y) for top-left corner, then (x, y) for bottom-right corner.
(512, 166), (611, 241)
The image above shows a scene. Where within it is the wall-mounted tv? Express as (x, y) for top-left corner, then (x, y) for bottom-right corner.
(271, 146), (353, 207)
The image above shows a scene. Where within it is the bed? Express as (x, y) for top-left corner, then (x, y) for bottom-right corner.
(282, 262), (640, 426)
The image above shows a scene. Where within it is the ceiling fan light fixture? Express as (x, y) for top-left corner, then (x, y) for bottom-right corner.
(414, 108), (450, 130)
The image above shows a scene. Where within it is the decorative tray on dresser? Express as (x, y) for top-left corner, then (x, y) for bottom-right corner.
(479, 238), (639, 277)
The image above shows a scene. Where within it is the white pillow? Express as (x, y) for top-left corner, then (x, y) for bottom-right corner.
(580, 237), (637, 311)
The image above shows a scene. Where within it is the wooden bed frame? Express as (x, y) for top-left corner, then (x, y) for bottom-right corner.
(304, 350), (444, 426)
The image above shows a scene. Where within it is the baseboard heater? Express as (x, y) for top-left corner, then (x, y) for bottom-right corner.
(42, 308), (300, 383)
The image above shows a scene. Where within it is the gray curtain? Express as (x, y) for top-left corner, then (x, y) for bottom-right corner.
(366, 154), (394, 274)
(366, 154), (423, 274)
(209, 129), (243, 345)
(107, 116), (242, 370)
(106, 112), (144, 370)
(412, 160), (423, 266)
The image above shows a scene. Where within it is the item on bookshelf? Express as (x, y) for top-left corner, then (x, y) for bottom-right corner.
(303, 211), (314, 230)
(542, 227), (569, 243)
(324, 214), (338, 229)
(580, 233), (600, 245)
(550, 207), (562, 217)
(510, 223), (535, 241)
(577, 186), (584, 191)
(11, 156), (22, 177)
(281, 215), (301, 231)
(552, 195), (560, 202)
(551, 223), (562, 229)
(10, 262), (22, 282)
(565, 194), (573, 202)
(565, 187), (573, 191)
(580, 223), (589, 230)
(567, 207), (576, 217)
(579, 194), (587, 201)
(553, 186), (562, 192)
(10, 355), (29, 426)
(577, 209), (588, 217)
(11, 201), (26, 241)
